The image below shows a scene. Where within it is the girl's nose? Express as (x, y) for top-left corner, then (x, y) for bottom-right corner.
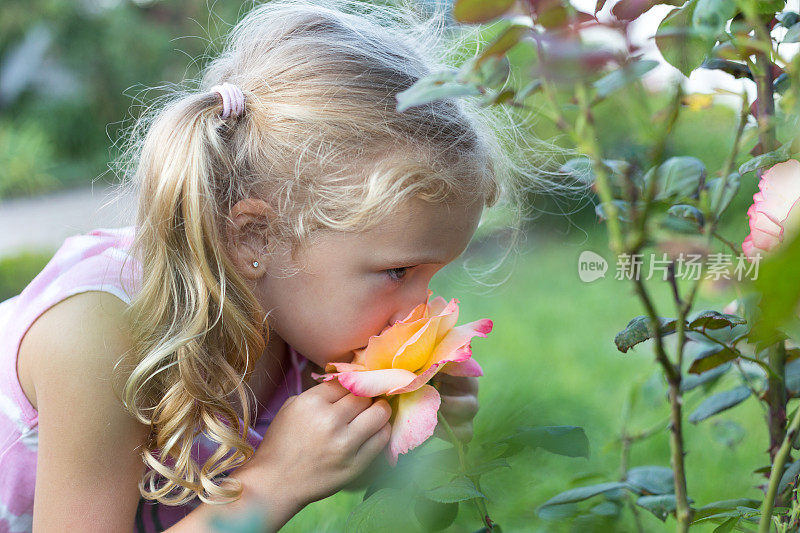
(387, 284), (430, 327)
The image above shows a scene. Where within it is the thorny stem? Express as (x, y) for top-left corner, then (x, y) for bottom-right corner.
(760, 399), (800, 533)
(437, 412), (494, 530)
(767, 343), (788, 462)
(620, 391), (647, 533)
(632, 277), (691, 531)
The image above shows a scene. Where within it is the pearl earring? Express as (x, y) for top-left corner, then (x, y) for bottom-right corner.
(252, 260), (260, 268)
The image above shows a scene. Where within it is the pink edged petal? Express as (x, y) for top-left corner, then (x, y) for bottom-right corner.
(742, 235), (753, 256)
(385, 384), (441, 466)
(749, 209), (782, 237)
(386, 345), (473, 395)
(433, 299), (460, 345)
(751, 226), (782, 251)
(338, 368), (417, 397)
(425, 318), (494, 368)
(758, 160), (800, 220)
(311, 371), (340, 383)
(427, 295), (450, 316)
(324, 361), (367, 373)
(440, 357), (484, 377)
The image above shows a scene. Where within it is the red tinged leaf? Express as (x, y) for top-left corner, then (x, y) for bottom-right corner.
(453, 0), (517, 24)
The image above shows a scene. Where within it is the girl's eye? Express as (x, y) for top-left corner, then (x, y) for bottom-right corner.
(384, 267), (410, 283)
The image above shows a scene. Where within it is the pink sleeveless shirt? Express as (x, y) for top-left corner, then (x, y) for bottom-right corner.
(0, 227), (309, 532)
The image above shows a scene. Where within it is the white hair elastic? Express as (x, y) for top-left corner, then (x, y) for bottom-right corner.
(209, 82), (245, 119)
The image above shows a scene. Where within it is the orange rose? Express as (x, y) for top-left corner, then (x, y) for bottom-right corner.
(311, 290), (492, 466)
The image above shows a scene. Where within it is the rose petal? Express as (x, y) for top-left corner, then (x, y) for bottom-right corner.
(386, 344), (474, 395)
(427, 295), (450, 316)
(324, 361), (367, 373)
(392, 315), (444, 373)
(337, 368), (418, 397)
(440, 357), (484, 377)
(433, 298), (460, 345)
(363, 319), (427, 370)
(385, 384), (441, 466)
(425, 319), (493, 368)
(757, 160), (800, 221)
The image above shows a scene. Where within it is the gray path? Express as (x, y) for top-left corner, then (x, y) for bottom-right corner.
(0, 185), (135, 259)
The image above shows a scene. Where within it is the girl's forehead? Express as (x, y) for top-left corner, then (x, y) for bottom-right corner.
(309, 196), (484, 265)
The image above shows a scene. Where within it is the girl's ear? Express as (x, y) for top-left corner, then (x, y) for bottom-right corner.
(225, 198), (275, 279)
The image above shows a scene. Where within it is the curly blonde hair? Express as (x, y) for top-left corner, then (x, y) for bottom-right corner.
(111, 0), (579, 508)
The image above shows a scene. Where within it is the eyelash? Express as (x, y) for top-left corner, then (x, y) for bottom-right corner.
(384, 267), (410, 283)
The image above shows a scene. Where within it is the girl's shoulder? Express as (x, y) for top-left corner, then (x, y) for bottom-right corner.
(18, 290), (135, 412)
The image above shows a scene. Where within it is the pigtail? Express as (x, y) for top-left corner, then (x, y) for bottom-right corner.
(121, 91), (267, 505)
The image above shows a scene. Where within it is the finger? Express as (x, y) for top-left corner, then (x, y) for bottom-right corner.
(313, 378), (351, 403)
(432, 374), (479, 395)
(439, 394), (479, 420)
(354, 420), (392, 468)
(349, 398), (393, 444)
(334, 393), (375, 423)
(433, 420), (474, 443)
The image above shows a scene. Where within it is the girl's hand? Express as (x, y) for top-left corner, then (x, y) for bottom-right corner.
(431, 373), (479, 443)
(237, 379), (393, 510)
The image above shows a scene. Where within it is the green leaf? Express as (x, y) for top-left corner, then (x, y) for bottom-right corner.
(688, 345), (739, 374)
(593, 60), (659, 98)
(706, 172), (741, 217)
(540, 482), (630, 509)
(452, 0), (517, 24)
(462, 458), (511, 478)
(636, 494), (677, 521)
(667, 204), (704, 226)
(689, 311), (747, 331)
(478, 17), (533, 65)
(615, 316), (681, 353)
(413, 495), (458, 532)
(595, 200), (634, 223)
(778, 460), (800, 495)
(499, 425), (590, 458)
(688, 386), (751, 423)
(656, 0), (710, 77)
(425, 476), (485, 503)
(785, 22), (800, 43)
(643, 156), (706, 201)
(681, 362), (732, 391)
(396, 71), (481, 112)
(693, 498), (762, 521)
(458, 54), (510, 87)
(591, 500), (622, 517)
(713, 516), (739, 533)
(625, 466), (675, 495)
(738, 142), (792, 175)
(346, 488), (416, 533)
(710, 420), (746, 449)
(786, 359), (800, 395)
(692, 0), (738, 40)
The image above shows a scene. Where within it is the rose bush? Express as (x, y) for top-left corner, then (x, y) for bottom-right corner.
(742, 159), (800, 260)
(311, 289), (492, 466)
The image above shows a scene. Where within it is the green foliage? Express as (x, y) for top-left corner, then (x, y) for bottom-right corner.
(688, 386), (752, 424)
(0, 0), (245, 197)
(0, 250), (53, 301)
(614, 316), (680, 353)
(0, 120), (57, 198)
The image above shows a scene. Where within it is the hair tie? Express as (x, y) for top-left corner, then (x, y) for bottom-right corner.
(209, 82), (245, 119)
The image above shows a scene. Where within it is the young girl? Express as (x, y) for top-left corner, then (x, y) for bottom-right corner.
(0, 0), (549, 531)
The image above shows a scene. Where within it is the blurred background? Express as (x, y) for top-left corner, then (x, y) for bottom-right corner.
(0, 0), (775, 531)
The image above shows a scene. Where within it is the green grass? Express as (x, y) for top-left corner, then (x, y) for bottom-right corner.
(282, 221), (770, 532)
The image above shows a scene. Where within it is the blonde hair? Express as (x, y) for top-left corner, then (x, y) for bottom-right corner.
(112, 0), (581, 507)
